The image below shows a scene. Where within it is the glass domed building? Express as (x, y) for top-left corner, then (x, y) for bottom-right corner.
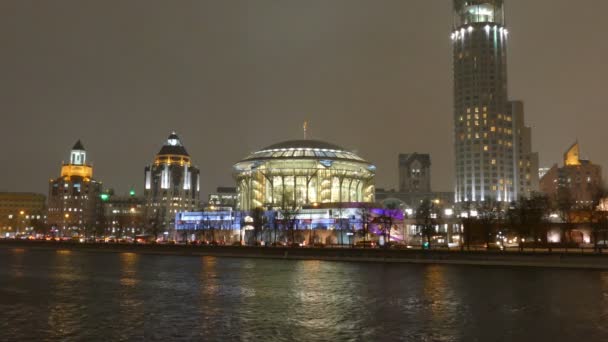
(233, 140), (376, 210)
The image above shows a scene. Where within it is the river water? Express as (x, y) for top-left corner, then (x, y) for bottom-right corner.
(0, 247), (607, 341)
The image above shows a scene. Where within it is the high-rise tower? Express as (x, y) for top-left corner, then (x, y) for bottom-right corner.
(452, 0), (537, 202)
(47, 140), (103, 236)
(144, 132), (200, 237)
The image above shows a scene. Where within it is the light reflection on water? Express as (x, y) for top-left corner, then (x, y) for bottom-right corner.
(0, 247), (608, 341)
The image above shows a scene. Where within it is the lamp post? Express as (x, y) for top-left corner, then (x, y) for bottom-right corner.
(6, 214), (14, 238)
(63, 213), (70, 238)
(309, 202), (318, 246)
(18, 210), (25, 236)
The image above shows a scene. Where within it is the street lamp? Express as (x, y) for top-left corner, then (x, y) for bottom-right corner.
(308, 202), (319, 246)
(63, 213), (70, 238)
(18, 211), (25, 236)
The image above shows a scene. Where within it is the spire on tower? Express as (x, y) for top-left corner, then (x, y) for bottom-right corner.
(70, 140), (87, 165)
(303, 121), (308, 140)
(73, 139), (85, 151)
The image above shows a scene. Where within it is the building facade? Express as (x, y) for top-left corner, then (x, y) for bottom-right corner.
(375, 189), (454, 211)
(0, 192), (46, 236)
(175, 205), (403, 245)
(452, 0), (537, 203)
(144, 132), (200, 236)
(398, 153), (431, 193)
(101, 189), (145, 238)
(207, 187), (238, 210)
(47, 140), (102, 236)
(512, 101), (539, 198)
(540, 142), (603, 205)
(233, 140), (376, 211)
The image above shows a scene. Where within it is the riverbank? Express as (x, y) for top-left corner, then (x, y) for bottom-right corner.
(2, 240), (608, 269)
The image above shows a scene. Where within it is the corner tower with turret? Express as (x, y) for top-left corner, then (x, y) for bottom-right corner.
(47, 140), (102, 236)
(143, 132), (200, 237)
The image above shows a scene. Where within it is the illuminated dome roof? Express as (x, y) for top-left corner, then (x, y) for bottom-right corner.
(233, 139), (376, 210)
(157, 132), (189, 157)
(240, 139), (368, 163)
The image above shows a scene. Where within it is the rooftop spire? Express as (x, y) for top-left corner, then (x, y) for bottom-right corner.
(70, 140), (87, 165)
(157, 131), (189, 157)
(72, 139), (85, 151)
(564, 141), (582, 166)
(303, 121), (308, 140)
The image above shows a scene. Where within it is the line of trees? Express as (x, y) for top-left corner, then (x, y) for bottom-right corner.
(417, 186), (608, 251)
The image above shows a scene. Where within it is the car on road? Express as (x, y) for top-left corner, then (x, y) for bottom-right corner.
(355, 240), (377, 248)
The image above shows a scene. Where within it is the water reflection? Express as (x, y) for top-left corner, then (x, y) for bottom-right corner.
(9, 248), (26, 279)
(422, 265), (461, 341)
(119, 252), (139, 287)
(117, 252), (143, 339)
(47, 248), (82, 340)
(1, 248), (608, 341)
(201, 256), (218, 296)
(601, 272), (608, 320)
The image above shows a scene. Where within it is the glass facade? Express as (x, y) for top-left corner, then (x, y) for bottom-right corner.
(452, 0), (516, 203)
(454, 0), (504, 27)
(233, 140), (376, 211)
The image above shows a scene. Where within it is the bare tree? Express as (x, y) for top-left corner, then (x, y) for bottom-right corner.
(507, 194), (550, 251)
(280, 205), (300, 246)
(147, 210), (162, 241)
(354, 207), (372, 247)
(584, 185), (608, 252)
(375, 212), (394, 247)
(476, 199), (502, 249)
(554, 187), (575, 243)
(460, 201), (478, 251)
(416, 200), (440, 249)
(251, 207), (266, 244)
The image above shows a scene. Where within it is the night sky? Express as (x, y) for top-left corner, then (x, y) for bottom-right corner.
(1, 1), (607, 199)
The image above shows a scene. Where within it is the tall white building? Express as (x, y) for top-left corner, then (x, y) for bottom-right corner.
(144, 132), (200, 236)
(452, 0), (537, 203)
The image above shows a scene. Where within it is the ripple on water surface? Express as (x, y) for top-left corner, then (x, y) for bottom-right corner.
(0, 248), (607, 341)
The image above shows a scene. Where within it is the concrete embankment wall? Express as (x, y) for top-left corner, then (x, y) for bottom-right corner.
(2, 241), (608, 270)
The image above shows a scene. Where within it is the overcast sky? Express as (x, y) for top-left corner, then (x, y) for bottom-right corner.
(1, 0), (607, 199)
